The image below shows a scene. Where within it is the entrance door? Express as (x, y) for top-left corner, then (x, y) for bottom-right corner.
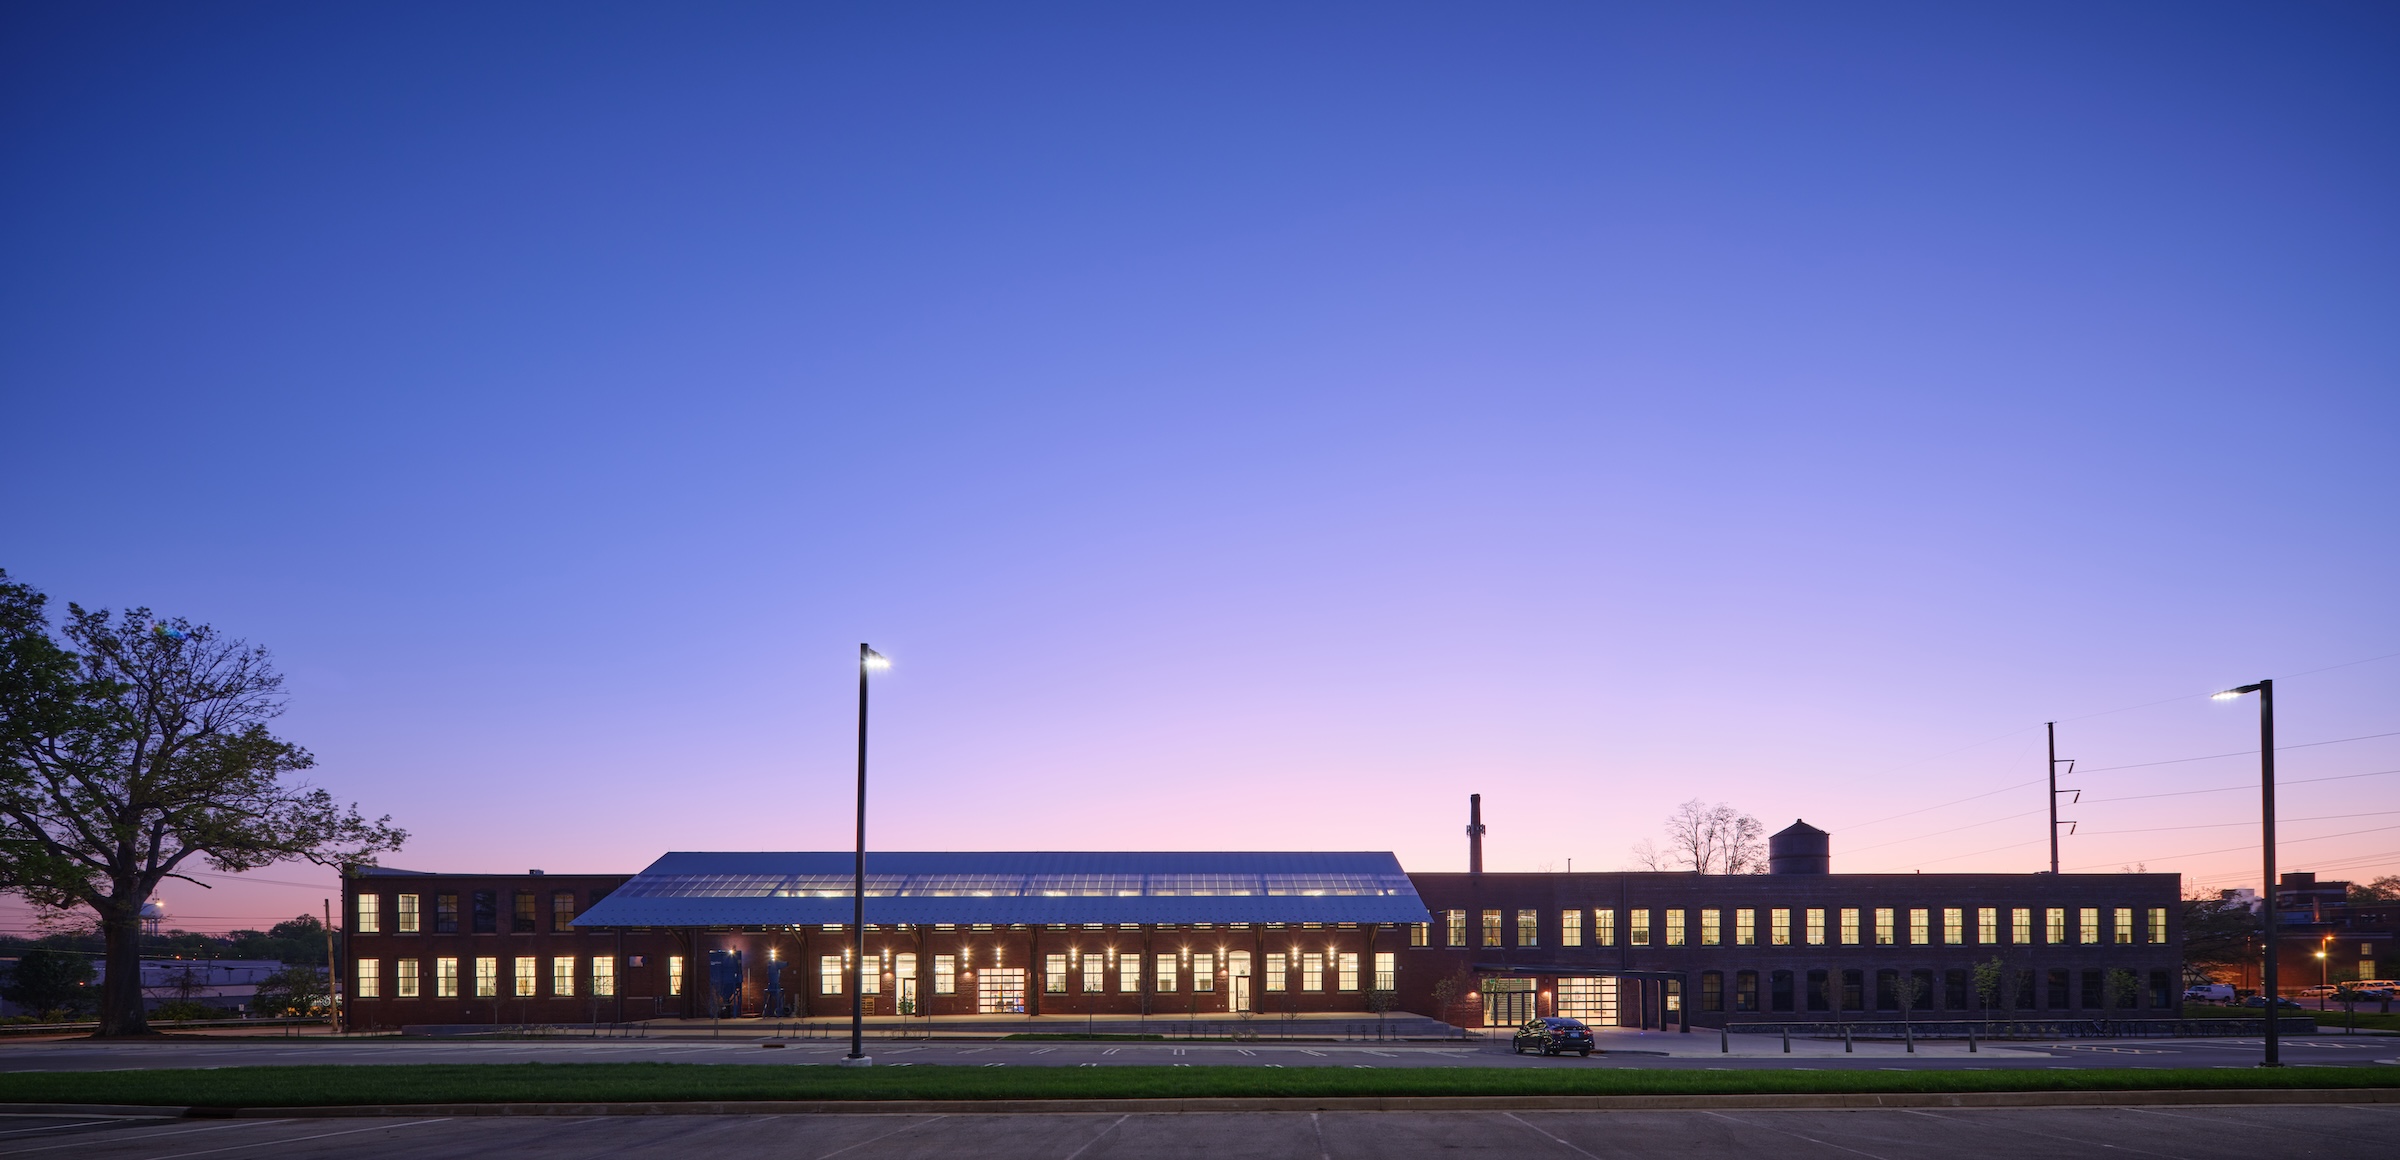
(1229, 951), (1253, 1014)
(1482, 978), (1535, 1027)
(899, 977), (918, 1017)
(977, 968), (1027, 1014)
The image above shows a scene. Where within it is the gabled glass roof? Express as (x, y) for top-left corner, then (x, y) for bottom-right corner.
(573, 851), (1431, 928)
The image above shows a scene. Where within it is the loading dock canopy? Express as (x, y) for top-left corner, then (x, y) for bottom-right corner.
(573, 850), (1432, 928)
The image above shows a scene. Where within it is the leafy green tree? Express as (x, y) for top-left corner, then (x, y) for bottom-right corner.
(1, 948), (95, 1017)
(2179, 895), (2258, 988)
(0, 572), (404, 1035)
(249, 965), (329, 1017)
(1971, 957), (2006, 1018)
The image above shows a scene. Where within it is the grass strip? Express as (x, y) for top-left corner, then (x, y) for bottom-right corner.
(0, 1064), (2394, 1108)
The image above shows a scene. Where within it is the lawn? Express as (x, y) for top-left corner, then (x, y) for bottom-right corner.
(1, 1063), (2395, 1108)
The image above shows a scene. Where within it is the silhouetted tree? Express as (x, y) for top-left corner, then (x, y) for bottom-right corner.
(0, 573), (404, 1035)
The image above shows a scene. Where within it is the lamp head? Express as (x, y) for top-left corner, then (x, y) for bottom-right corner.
(862, 646), (891, 671)
(2212, 683), (2264, 700)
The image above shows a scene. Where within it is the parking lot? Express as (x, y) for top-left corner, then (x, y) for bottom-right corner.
(4, 1104), (2397, 1160)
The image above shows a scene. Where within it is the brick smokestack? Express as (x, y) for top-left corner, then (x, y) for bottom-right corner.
(1467, 793), (1486, 874)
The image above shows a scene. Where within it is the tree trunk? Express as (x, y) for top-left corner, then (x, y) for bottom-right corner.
(97, 904), (149, 1036)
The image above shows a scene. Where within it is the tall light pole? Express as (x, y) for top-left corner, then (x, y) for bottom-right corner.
(844, 644), (891, 1067)
(2213, 679), (2276, 1066)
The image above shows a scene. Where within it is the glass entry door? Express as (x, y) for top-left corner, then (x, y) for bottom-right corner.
(1229, 951), (1253, 1013)
(1482, 978), (1535, 1027)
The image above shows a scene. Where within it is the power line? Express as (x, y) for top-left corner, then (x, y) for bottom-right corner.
(2074, 730), (2400, 776)
(2065, 823), (2400, 872)
(2086, 767), (2400, 804)
(1842, 808), (2047, 856)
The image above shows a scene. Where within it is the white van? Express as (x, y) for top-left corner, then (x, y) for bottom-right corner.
(2183, 983), (2236, 1002)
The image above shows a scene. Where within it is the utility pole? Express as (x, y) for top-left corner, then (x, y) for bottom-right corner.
(322, 897), (340, 1035)
(2046, 723), (2077, 874)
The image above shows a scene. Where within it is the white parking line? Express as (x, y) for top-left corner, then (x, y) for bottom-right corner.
(0, 1118), (289, 1157)
(139, 1119), (450, 1160)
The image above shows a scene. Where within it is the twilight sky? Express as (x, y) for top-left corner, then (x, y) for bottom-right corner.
(3, 2), (2395, 935)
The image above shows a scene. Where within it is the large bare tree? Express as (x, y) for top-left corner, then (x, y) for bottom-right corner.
(1629, 799), (1767, 874)
(0, 571), (404, 1035)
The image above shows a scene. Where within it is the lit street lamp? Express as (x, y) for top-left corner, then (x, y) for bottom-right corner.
(844, 644), (891, 1067)
(2211, 679), (2276, 1066)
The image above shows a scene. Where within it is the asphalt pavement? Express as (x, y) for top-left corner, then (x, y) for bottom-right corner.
(5, 1105), (2398, 1159)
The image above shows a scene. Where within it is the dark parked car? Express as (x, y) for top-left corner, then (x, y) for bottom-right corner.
(1512, 1017), (1595, 1057)
(2238, 995), (2303, 1009)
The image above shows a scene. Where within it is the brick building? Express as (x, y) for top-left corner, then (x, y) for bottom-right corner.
(338, 818), (2189, 1032)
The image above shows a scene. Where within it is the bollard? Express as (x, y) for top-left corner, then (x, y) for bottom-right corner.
(1720, 1025), (1729, 1053)
(1782, 1026), (1790, 1054)
(1905, 1023), (1914, 1053)
(1969, 1027), (1977, 1053)
(1844, 1025), (1853, 1053)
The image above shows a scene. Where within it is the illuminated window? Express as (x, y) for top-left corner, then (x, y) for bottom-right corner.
(1665, 909), (1686, 946)
(592, 957), (614, 997)
(474, 957), (498, 998)
(552, 957), (575, 997)
(1447, 910), (1468, 947)
(356, 958), (380, 999)
(1943, 908), (1964, 945)
(668, 954), (684, 996)
(2046, 908), (2066, 944)
(1735, 909), (1756, 947)
(1908, 909), (1929, 945)
(2148, 908), (2168, 944)
(1337, 952), (1359, 992)
(1561, 910), (1582, 947)
(1874, 908), (1894, 945)
(2079, 908), (2100, 945)
(1374, 952), (1395, 991)
(1301, 951), (1325, 992)
(1630, 909), (1652, 946)
(1265, 952), (1288, 992)
(395, 894), (420, 935)
(1977, 908), (1998, 944)
(934, 954), (956, 995)
(1595, 909), (1616, 946)
(1701, 909), (1722, 946)
(1082, 952), (1103, 992)
(1156, 954), (1177, 993)
(860, 956), (880, 995)
(820, 955), (843, 995)
(514, 957), (537, 997)
(1770, 908), (1791, 946)
(552, 892), (576, 931)
(1482, 910), (1503, 947)
(1195, 955), (1216, 993)
(436, 957), (459, 998)
(895, 952), (916, 987)
(2113, 908), (2134, 945)
(356, 895), (380, 935)
(1411, 923), (1429, 947)
(1046, 954), (1068, 993)
(396, 958), (419, 999)
(1806, 909), (1826, 946)
(1118, 954), (1140, 993)
(2012, 908), (2031, 944)
(1517, 910), (1539, 946)
(1839, 908), (1860, 945)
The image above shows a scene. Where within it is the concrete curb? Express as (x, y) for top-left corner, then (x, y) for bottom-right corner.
(8, 1087), (2399, 1118)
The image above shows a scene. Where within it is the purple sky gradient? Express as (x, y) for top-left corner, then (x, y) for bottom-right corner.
(3, 3), (2395, 935)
